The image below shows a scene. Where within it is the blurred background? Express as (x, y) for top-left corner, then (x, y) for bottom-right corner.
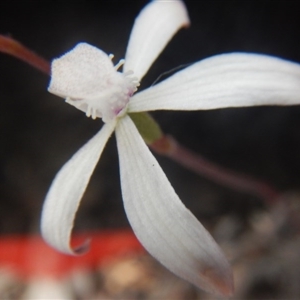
(1, 0), (300, 298)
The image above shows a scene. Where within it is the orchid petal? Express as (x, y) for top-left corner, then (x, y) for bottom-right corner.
(115, 115), (233, 296)
(41, 120), (116, 255)
(48, 43), (115, 100)
(124, 0), (190, 81)
(128, 53), (300, 112)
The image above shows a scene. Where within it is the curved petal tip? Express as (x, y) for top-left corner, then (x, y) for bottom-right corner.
(72, 238), (91, 255)
(201, 264), (234, 296)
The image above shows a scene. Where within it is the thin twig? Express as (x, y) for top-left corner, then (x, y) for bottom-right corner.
(151, 135), (280, 205)
(0, 35), (50, 75)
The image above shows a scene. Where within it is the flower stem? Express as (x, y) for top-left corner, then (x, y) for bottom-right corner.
(0, 35), (50, 75)
(150, 135), (280, 205)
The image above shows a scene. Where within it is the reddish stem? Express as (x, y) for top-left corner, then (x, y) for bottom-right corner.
(151, 135), (280, 205)
(0, 35), (50, 75)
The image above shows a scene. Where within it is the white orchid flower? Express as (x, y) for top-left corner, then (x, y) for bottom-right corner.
(41, 0), (300, 296)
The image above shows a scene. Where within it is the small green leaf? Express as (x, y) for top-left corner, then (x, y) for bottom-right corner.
(129, 112), (163, 144)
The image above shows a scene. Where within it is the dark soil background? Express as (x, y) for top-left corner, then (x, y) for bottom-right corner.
(1, 1), (300, 299)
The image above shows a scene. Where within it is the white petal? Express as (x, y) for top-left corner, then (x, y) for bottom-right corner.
(41, 120), (116, 255)
(128, 53), (300, 112)
(48, 43), (115, 100)
(124, 0), (190, 81)
(115, 115), (233, 296)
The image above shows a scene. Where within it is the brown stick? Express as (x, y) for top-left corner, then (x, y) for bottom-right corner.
(151, 135), (280, 205)
(0, 35), (50, 75)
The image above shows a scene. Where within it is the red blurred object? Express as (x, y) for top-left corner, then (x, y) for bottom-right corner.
(0, 230), (143, 279)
